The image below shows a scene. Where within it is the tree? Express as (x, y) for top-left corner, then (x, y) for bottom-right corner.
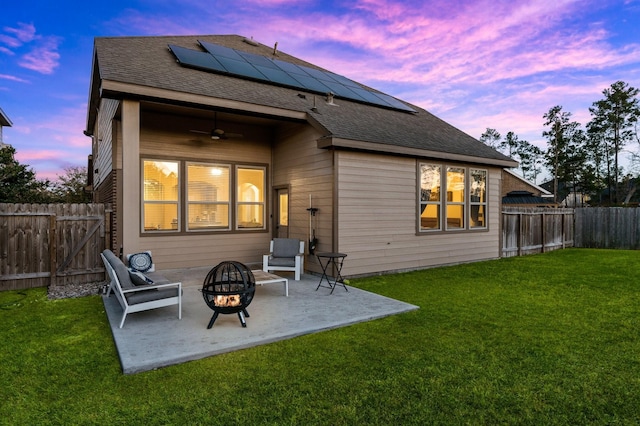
(51, 166), (91, 203)
(543, 106), (583, 204)
(515, 140), (544, 183)
(479, 128), (502, 150)
(500, 131), (520, 157)
(0, 146), (51, 203)
(585, 122), (613, 204)
(481, 128), (544, 182)
(588, 81), (640, 203)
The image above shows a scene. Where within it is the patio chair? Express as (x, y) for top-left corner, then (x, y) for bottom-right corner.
(263, 238), (305, 280)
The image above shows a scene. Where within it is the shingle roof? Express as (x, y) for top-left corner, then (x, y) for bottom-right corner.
(88, 34), (516, 166)
(503, 191), (556, 205)
(0, 107), (12, 127)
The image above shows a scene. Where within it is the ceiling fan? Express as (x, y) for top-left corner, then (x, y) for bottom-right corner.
(190, 112), (244, 140)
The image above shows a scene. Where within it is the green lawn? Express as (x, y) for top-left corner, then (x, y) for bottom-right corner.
(1, 248), (639, 425)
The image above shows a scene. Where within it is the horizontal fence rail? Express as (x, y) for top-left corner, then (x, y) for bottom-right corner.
(0, 203), (110, 291)
(502, 207), (574, 257)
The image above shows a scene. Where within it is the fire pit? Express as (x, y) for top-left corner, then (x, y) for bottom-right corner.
(201, 261), (256, 329)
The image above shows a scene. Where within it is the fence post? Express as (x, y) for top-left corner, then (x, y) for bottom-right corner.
(541, 212), (546, 253)
(49, 214), (57, 288)
(562, 211), (566, 249)
(517, 213), (522, 257)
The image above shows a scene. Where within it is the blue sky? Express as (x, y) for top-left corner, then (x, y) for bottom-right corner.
(1, 0), (640, 182)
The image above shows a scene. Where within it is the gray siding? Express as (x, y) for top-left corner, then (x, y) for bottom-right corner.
(95, 98), (119, 185)
(336, 151), (502, 276)
(272, 123), (334, 274)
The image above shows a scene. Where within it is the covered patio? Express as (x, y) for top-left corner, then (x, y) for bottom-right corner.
(102, 267), (419, 374)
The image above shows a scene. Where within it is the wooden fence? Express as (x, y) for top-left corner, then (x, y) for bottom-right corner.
(0, 203), (110, 291)
(502, 207), (575, 257)
(575, 207), (640, 249)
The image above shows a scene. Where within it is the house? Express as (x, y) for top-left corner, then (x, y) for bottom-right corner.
(0, 107), (12, 149)
(540, 180), (591, 207)
(84, 35), (516, 277)
(502, 169), (556, 207)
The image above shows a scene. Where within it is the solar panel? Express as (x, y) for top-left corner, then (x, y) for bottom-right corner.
(169, 44), (227, 73)
(271, 58), (311, 77)
(168, 41), (416, 113)
(199, 41), (245, 61)
(216, 56), (267, 80)
(254, 64), (303, 87)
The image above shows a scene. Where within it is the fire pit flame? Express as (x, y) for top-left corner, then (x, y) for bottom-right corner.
(213, 295), (241, 307)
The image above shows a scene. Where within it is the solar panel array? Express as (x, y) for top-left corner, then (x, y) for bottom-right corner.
(168, 41), (416, 113)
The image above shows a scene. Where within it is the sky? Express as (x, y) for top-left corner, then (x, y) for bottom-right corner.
(1, 0), (640, 183)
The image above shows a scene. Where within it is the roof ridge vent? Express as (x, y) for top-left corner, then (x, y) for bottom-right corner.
(326, 92), (338, 106)
(242, 37), (259, 46)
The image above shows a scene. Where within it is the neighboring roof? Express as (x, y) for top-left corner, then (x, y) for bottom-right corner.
(0, 107), (12, 127)
(87, 34), (517, 167)
(503, 168), (552, 196)
(502, 191), (556, 205)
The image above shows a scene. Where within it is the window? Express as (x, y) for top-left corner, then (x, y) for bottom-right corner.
(187, 163), (230, 230)
(142, 160), (179, 232)
(446, 167), (465, 229)
(236, 167), (265, 229)
(142, 160), (266, 234)
(419, 164), (441, 230)
(470, 169), (487, 228)
(419, 163), (487, 232)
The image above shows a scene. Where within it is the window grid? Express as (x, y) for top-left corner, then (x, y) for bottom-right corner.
(141, 160), (267, 234)
(236, 166), (266, 230)
(419, 163), (488, 232)
(469, 169), (487, 229)
(186, 163), (231, 231)
(142, 160), (179, 232)
(419, 164), (442, 231)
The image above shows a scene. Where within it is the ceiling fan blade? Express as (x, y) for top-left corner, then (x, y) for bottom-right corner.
(190, 129), (209, 134)
(224, 132), (244, 138)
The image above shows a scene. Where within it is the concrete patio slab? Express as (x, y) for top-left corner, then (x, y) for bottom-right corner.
(102, 267), (419, 374)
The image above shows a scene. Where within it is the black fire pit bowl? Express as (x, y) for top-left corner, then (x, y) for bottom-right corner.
(202, 261), (255, 329)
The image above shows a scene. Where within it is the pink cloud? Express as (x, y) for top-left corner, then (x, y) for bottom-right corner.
(4, 22), (36, 43)
(228, 0), (635, 92)
(0, 22), (37, 52)
(0, 73), (29, 83)
(18, 36), (61, 74)
(15, 149), (61, 162)
(0, 34), (21, 49)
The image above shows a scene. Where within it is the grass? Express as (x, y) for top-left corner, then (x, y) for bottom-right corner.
(1, 248), (639, 425)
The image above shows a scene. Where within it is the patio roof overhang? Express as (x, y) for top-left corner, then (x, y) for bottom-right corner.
(86, 79), (310, 136)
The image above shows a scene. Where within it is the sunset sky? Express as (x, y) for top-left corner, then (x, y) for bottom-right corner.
(1, 0), (639, 183)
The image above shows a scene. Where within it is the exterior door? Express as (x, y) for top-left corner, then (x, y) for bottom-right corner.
(275, 188), (289, 238)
